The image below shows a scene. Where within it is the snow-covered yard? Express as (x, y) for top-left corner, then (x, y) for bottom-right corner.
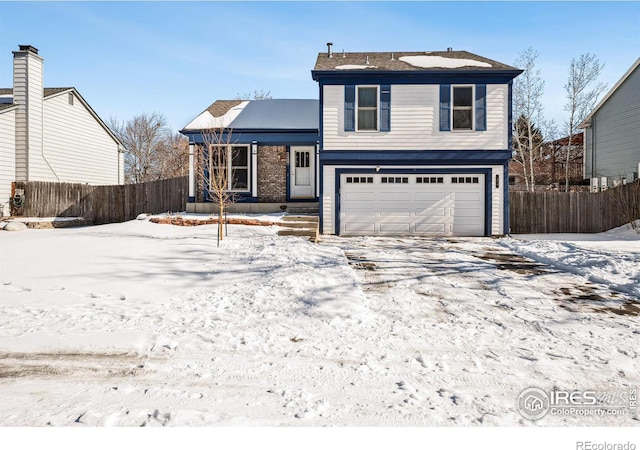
(0, 217), (638, 427)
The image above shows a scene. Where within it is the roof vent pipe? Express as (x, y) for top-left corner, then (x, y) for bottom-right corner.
(447, 47), (453, 52)
(342, 49), (345, 58)
(365, 55), (369, 65)
(390, 52), (394, 60)
(327, 42), (333, 58)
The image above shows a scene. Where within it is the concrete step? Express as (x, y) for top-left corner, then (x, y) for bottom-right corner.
(277, 227), (319, 243)
(282, 215), (319, 223)
(280, 221), (318, 229)
(286, 207), (319, 214)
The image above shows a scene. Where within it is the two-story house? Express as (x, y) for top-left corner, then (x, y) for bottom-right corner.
(0, 45), (124, 217)
(581, 57), (640, 189)
(183, 46), (521, 236)
(312, 46), (522, 236)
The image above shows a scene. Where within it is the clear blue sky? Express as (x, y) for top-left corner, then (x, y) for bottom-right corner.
(1, 1), (638, 133)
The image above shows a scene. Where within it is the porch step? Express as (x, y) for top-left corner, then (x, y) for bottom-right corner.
(282, 215), (319, 223)
(278, 215), (320, 243)
(285, 206), (319, 214)
(280, 221), (318, 229)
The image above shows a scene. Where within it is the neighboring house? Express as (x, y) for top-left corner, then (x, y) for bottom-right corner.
(183, 46), (522, 236)
(181, 99), (319, 207)
(0, 45), (124, 216)
(581, 57), (640, 189)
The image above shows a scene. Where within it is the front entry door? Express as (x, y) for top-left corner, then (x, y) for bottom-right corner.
(290, 146), (315, 198)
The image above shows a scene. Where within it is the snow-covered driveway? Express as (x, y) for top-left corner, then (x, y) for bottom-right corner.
(0, 219), (638, 426)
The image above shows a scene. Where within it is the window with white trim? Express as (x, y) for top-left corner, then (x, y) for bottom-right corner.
(357, 86), (378, 131)
(452, 86), (473, 131)
(211, 145), (249, 191)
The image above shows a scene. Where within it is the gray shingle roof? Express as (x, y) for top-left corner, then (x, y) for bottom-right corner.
(207, 99), (243, 118)
(313, 50), (519, 72)
(0, 87), (74, 104)
(229, 99), (318, 130)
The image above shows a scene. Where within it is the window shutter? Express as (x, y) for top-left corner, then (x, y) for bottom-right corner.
(344, 85), (355, 132)
(380, 84), (391, 132)
(439, 84), (450, 131)
(475, 84), (487, 131)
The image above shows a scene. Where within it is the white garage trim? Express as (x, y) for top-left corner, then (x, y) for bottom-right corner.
(337, 171), (489, 236)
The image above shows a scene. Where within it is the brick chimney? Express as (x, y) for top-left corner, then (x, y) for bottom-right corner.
(13, 45), (44, 181)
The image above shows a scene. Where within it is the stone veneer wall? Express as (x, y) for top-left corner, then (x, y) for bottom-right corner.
(257, 145), (287, 202)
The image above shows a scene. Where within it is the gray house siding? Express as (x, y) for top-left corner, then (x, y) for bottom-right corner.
(584, 63), (640, 181)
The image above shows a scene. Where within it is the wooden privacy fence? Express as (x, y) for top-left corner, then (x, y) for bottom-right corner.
(13, 176), (188, 225)
(509, 180), (640, 234)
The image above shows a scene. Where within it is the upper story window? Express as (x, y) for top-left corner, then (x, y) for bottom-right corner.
(344, 84), (390, 132)
(440, 84), (486, 132)
(357, 86), (378, 131)
(452, 86), (473, 130)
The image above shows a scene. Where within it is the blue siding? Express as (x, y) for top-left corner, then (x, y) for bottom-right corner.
(320, 149), (512, 165)
(185, 131), (318, 146)
(313, 71), (522, 86)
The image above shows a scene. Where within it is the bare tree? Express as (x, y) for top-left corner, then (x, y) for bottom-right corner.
(194, 127), (238, 243)
(235, 89), (272, 100)
(512, 48), (554, 191)
(563, 54), (607, 191)
(108, 112), (188, 183)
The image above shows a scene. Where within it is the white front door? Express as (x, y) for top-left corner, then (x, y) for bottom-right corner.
(290, 146), (315, 198)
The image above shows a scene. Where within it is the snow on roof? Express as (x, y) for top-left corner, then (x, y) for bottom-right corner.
(398, 55), (492, 69)
(183, 101), (249, 131)
(335, 65), (379, 70)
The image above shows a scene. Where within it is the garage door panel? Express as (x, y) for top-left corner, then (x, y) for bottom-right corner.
(343, 191), (377, 201)
(414, 191), (447, 202)
(453, 192), (482, 201)
(344, 221), (376, 233)
(380, 223), (411, 233)
(415, 223), (447, 233)
(340, 173), (485, 236)
(415, 207), (446, 217)
(379, 191), (411, 200)
(452, 224), (482, 234)
(454, 207), (484, 217)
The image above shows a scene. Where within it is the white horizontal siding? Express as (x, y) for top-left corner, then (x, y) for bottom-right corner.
(41, 93), (121, 185)
(0, 110), (16, 216)
(322, 84), (508, 151)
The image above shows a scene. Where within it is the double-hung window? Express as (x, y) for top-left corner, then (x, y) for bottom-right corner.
(345, 84), (390, 132)
(357, 86), (378, 131)
(439, 84), (486, 132)
(452, 86), (473, 131)
(211, 145), (249, 191)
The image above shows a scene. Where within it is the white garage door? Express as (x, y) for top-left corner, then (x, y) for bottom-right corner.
(340, 174), (485, 236)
